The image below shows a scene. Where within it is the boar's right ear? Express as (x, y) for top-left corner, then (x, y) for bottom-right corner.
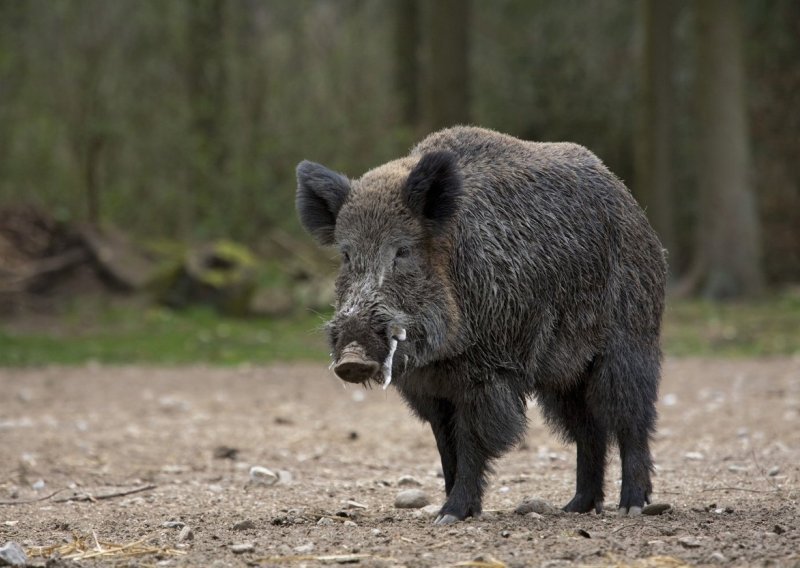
(403, 151), (462, 232)
(296, 161), (351, 246)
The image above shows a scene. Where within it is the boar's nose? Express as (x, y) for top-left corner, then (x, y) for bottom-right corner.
(333, 342), (380, 383)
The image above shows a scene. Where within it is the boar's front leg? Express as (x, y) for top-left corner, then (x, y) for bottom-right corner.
(435, 384), (528, 525)
(402, 394), (458, 495)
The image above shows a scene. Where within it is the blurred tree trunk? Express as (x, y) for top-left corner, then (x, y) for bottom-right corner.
(185, 0), (228, 235)
(422, 0), (471, 132)
(689, 0), (763, 298)
(635, 0), (678, 275)
(395, 0), (420, 129)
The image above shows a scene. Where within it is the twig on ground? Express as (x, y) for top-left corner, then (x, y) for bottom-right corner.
(0, 489), (67, 506)
(700, 486), (779, 494)
(52, 484), (157, 503)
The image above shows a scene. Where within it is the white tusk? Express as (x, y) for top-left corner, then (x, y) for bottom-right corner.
(381, 328), (407, 390)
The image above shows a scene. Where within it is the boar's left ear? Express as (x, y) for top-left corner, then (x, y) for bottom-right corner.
(296, 161), (351, 246)
(403, 151), (462, 232)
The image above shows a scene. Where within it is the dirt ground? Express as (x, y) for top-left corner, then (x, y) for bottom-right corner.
(1, 358), (798, 567)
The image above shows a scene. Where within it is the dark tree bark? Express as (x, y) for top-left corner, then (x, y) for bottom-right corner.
(395, 0), (421, 128)
(635, 0), (679, 274)
(691, 0), (764, 298)
(422, 0), (471, 132)
(184, 0), (228, 234)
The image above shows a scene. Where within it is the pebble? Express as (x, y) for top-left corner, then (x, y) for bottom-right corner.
(232, 520), (255, 531)
(177, 526), (194, 542)
(500, 530), (511, 538)
(316, 517), (334, 526)
(277, 470), (294, 485)
(420, 504), (440, 517)
(249, 466), (278, 485)
(642, 503), (672, 516)
(293, 543), (314, 554)
(684, 452), (705, 461)
(343, 500), (367, 509)
(397, 475), (422, 487)
(768, 466), (780, 476)
(678, 536), (702, 549)
(230, 543), (255, 554)
(343, 520), (358, 527)
(162, 521), (185, 529)
(394, 489), (430, 509)
(710, 551), (727, 563)
(0, 542), (27, 567)
(514, 497), (554, 515)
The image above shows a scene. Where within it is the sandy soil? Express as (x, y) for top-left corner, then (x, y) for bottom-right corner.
(1, 359), (798, 567)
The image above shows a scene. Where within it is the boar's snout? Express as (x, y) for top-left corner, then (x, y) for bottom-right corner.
(333, 342), (380, 383)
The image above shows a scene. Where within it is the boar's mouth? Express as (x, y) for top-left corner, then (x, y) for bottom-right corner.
(332, 326), (407, 386)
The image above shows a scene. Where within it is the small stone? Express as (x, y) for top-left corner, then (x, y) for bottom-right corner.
(576, 529), (591, 538)
(768, 466), (780, 476)
(177, 526), (194, 542)
(249, 466), (278, 485)
(161, 521), (185, 529)
(727, 465), (748, 473)
(316, 517), (334, 526)
(662, 393), (678, 406)
(371, 528), (382, 536)
(420, 504), (440, 517)
(397, 475), (422, 487)
(230, 543), (255, 554)
(0, 542), (27, 567)
(642, 503), (672, 516)
(277, 470), (294, 485)
(710, 551), (727, 563)
(526, 512), (543, 520)
(32, 479), (45, 491)
(514, 497), (554, 515)
(684, 452), (705, 461)
(343, 500), (367, 509)
(293, 543), (314, 554)
(647, 540), (666, 547)
(232, 520), (255, 531)
(500, 530), (511, 538)
(212, 446), (239, 460)
(678, 536), (702, 549)
(343, 520), (357, 527)
(773, 525), (786, 535)
(394, 489), (430, 509)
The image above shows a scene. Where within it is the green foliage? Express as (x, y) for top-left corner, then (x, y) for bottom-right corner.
(0, 304), (330, 366)
(662, 291), (800, 357)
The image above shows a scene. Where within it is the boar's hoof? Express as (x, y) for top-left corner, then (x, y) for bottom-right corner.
(334, 343), (379, 383)
(433, 514), (461, 525)
(618, 505), (643, 517)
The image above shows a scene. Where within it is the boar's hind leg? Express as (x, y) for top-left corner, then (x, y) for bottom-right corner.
(593, 346), (659, 516)
(436, 386), (527, 524)
(537, 380), (608, 514)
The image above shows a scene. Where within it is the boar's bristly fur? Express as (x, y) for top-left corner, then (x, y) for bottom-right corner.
(296, 126), (667, 524)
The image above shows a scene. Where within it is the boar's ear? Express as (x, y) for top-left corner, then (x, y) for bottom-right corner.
(296, 160), (351, 246)
(403, 151), (462, 232)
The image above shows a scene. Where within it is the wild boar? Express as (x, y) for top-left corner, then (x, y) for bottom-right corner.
(296, 126), (666, 524)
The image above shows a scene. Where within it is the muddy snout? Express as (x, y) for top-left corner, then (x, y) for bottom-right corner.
(333, 342), (380, 383)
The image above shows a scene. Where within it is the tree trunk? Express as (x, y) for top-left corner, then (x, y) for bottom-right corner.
(395, 0), (420, 128)
(635, 0), (678, 275)
(693, 0), (763, 298)
(422, 0), (471, 132)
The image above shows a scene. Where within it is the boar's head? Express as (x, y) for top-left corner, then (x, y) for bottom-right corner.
(296, 151), (463, 385)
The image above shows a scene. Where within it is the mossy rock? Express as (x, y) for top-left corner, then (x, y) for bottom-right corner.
(157, 240), (259, 317)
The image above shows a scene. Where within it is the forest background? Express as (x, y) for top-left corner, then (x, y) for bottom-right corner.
(1, 0), (799, 364)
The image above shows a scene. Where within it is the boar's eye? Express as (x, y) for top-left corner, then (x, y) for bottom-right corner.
(341, 249), (351, 265)
(395, 246), (411, 260)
